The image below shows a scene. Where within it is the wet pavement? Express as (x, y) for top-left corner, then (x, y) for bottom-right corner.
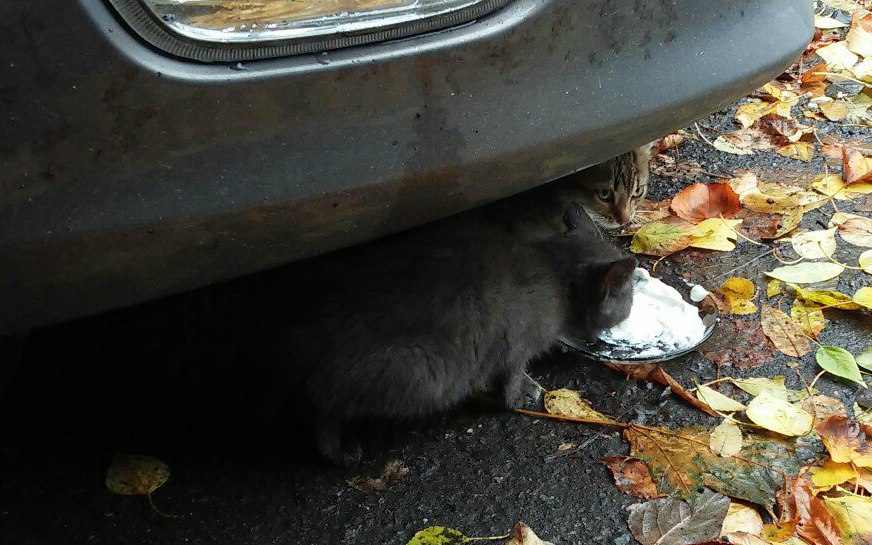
(1, 99), (870, 544)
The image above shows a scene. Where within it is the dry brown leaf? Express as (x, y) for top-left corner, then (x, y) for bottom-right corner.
(627, 491), (731, 545)
(816, 416), (872, 468)
(760, 304), (811, 357)
(794, 478), (842, 545)
(602, 457), (662, 499)
(844, 145), (872, 184)
(670, 182), (741, 223)
(502, 522), (555, 545)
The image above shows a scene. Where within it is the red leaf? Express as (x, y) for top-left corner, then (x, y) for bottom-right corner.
(603, 457), (663, 499)
(670, 182), (741, 223)
(794, 479), (841, 545)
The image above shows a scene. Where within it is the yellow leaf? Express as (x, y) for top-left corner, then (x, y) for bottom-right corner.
(689, 218), (742, 252)
(777, 142), (814, 162)
(405, 526), (468, 545)
(710, 419), (744, 458)
(810, 460), (860, 492)
(817, 42), (859, 70)
(696, 385), (747, 412)
(767, 279), (783, 298)
(765, 262), (845, 284)
(791, 298), (826, 338)
(717, 277), (758, 314)
(731, 376), (812, 403)
(791, 285), (861, 310)
(790, 228), (838, 259)
(760, 304), (811, 357)
(105, 454), (170, 496)
(736, 101), (778, 129)
(746, 389), (813, 437)
(854, 287), (872, 310)
(816, 15), (849, 29)
(860, 250), (872, 274)
(846, 10), (872, 58)
(822, 492), (872, 545)
(720, 502), (763, 537)
(544, 389), (615, 423)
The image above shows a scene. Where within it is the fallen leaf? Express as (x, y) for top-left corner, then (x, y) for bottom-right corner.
(348, 459), (410, 492)
(767, 279), (784, 298)
(627, 490), (730, 545)
(730, 376), (811, 403)
(625, 199), (672, 231)
(671, 183), (741, 223)
(803, 395), (849, 422)
(713, 134), (757, 155)
(625, 426), (805, 508)
(630, 220), (695, 256)
(689, 218), (743, 251)
(720, 503), (763, 538)
(794, 479), (842, 545)
(406, 526), (467, 545)
(840, 217), (872, 247)
(855, 56), (872, 82)
(709, 420), (743, 458)
(817, 42), (859, 70)
(821, 99), (851, 121)
(777, 142), (814, 162)
(696, 385), (747, 412)
(765, 262), (845, 284)
(822, 492), (872, 545)
(858, 348), (872, 371)
(502, 522), (555, 545)
(845, 93), (872, 125)
(790, 228), (838, 259)
(603, 457), (662, 499)
(844, 145), (872, 184)
(736, 101), (787, 129)
(817, 415), (872, 468)
(716, 278), (758, 315)
(816, 346), (866, 386)
(544, 389), (615, 423)
(810, 460), (863, 492)
(760, 304), (811, 357)
(855, 287), (872, 309)
(746, 389), (813, 437)
(106, 454), (170, 496)
(846, 10), (872, 58)
(789, 285), (862, 310)
(722, 532), (769, 545)
(860, 250), (872, 273)
(791, 298), (826, 338)
(815, 15), (849, 29)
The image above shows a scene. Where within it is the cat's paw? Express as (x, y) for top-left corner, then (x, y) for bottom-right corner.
(504, 373), (543, 411)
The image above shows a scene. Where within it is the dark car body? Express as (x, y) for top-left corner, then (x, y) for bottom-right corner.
(0, 0), (812, 333)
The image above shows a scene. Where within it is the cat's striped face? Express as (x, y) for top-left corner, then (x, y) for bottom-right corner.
(579, 145), (653, 229)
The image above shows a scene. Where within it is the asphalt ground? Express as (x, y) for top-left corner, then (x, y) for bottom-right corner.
(1, 98), (870, 545)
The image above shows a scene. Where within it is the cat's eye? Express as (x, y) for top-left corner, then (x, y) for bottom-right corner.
(632, 185), (645, 198)
(596, 189), (612, 202)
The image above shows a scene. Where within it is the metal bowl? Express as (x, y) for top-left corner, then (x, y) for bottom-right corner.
(558, 276), (720, 365)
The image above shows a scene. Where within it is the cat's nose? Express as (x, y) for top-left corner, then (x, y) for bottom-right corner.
(617, 210), (630, 224)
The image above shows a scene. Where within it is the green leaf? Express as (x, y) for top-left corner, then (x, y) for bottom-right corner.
(406, 526), (467, 545)
(765, 262), (845, 284)
(629, 222), (694, 256)
(815, 346), (866, 386)
(858, 348), (872, 372)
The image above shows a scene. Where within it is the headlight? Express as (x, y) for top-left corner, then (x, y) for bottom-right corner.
(108, 0), (511, 61)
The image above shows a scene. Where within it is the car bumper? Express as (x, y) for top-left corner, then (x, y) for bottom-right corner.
(0, 0), (812, 333)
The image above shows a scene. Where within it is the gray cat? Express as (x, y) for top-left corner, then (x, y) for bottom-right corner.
(273, 206), (635, 464)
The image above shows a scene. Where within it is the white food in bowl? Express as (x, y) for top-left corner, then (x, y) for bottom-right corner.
(599, 268), (707, 357)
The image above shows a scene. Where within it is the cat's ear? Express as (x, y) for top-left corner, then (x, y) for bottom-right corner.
(601, 257), (637, 296)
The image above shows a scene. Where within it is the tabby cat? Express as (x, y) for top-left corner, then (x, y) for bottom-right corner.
(573, 143), (656, 228)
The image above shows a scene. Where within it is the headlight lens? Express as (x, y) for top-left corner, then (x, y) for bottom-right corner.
(141, 0), (496, 43)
